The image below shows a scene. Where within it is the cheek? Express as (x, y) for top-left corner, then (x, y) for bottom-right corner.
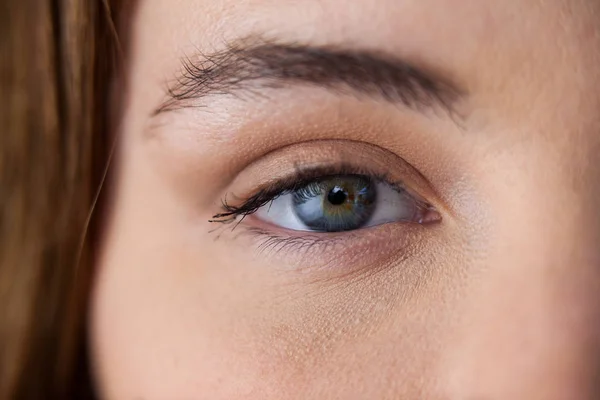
(89, 155), (465, 399)
(90, 231), (284, 399)
(91, 229), (456, 400)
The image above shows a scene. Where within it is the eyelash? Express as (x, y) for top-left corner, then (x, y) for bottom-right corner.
(209, 162), (412, 225)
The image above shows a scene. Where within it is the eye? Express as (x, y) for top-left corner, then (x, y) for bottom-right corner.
(253, 174), (436, 232)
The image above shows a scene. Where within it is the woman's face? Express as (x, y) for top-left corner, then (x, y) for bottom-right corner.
(91, 0), (600, 398)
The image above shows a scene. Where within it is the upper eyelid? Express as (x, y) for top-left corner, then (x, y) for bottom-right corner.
(208, 138), (448, 223)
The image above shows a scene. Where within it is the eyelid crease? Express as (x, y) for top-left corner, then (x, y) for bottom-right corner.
(207, 138), (453, 234)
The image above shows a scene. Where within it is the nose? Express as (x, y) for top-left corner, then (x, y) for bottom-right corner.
(444, 169), (600, 399)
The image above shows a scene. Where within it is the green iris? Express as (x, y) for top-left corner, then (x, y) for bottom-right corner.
(292, 175), (377, 232)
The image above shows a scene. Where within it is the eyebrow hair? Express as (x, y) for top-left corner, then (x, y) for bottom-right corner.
(154, 38), (466, 118)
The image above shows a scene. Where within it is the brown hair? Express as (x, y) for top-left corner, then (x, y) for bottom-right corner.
(0, 0), (123, 398)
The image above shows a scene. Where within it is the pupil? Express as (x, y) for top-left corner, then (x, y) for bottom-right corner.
(291, 175), (377, 232)
(327, 186), (347, 205)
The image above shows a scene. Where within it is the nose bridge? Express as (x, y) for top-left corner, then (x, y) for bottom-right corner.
(532, 159), (600, 396)
(446, 232), (600, 398)
(497, 128), (600, 335)
(445, 153), (600, 398)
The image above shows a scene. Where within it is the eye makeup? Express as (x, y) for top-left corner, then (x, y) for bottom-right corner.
(210, 167), (440, 229)
(207, 139), (444, 273)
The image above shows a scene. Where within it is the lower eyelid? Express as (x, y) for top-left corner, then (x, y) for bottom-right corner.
(226, 217), (435, 276)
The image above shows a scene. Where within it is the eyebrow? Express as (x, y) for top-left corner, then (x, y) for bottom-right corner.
(154, 38), (466, 118)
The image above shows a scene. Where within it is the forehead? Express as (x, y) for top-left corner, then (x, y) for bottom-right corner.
(132, 0), (595, 63)
(129, 0), (600, 130)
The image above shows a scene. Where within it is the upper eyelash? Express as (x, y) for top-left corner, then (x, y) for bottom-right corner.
(209, 163), (404, 224)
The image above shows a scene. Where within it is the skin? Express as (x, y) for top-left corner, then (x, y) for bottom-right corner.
(91, 0), (600, 398)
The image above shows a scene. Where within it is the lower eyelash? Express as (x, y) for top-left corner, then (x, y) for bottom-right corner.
(214, 219), (432, 277)
(236, 226), (351, 257)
